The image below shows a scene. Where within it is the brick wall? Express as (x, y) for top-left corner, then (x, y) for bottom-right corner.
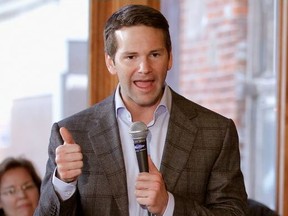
(178, 0), (247, 129)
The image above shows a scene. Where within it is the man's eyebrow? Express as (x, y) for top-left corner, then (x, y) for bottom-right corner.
(121, 51), (138, 55)
(120, 48), (166, 56)
(150, 48), (165, 52)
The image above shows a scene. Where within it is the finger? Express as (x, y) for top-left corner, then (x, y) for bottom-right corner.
(55, 147), (83, 162)
(57, 161), (83, 172)
(57, 168), (82, 183)
(60, 127), (76, 144)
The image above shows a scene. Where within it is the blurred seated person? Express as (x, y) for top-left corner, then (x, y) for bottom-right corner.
(0, 157), (41, 216)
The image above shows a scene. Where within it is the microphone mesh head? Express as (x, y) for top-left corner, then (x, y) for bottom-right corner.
(129, 121), (148, 140)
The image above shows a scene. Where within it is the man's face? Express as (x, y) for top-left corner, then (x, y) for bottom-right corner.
(105, 25), (172, 109)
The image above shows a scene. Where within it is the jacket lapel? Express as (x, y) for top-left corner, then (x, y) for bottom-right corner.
(161, 91), (198, 192)
(88, 96), (129, 216)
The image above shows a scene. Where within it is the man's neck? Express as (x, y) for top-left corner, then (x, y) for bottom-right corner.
(129, 105), (157, 125)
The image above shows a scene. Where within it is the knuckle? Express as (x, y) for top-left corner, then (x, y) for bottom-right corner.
(75, 145), (81, 152)
(55, 154), (64, 163)
(55, 146), (63, 154)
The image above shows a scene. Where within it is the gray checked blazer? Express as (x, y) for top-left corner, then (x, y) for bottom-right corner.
(34, 88), (248, 216)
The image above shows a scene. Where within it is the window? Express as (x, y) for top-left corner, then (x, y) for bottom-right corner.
(162, 0), (278, 210)
(0, 0), (89, 177)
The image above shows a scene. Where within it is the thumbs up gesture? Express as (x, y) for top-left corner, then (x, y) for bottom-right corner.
(55, 127), (83, 183)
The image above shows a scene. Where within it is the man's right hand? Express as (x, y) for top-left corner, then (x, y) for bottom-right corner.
(55, 127), (83, 183)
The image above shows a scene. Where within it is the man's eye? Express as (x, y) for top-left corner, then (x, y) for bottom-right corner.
(126, 55), (135, 60)
(152, 53), (160, 57)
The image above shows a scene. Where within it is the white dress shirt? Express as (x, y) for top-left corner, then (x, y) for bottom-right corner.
(115, 84), (174, 216)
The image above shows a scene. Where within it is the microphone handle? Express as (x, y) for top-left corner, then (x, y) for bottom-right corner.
(136, 149), (149, 172)
(133, 138), (151, 215)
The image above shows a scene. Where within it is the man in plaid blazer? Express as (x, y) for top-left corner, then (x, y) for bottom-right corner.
(35, 4), (247, 216)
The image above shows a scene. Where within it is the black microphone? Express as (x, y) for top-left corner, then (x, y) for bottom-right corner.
(129, 121), (152, 216)
(129, 121), (149, 172)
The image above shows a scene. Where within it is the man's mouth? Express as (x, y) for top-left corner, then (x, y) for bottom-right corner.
(134, 80), (153, 89)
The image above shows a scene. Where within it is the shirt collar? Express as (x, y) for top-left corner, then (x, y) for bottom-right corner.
(115, 83), (172, 117)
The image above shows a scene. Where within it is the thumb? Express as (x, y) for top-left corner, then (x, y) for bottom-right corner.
(148, 155), (158, 174)
(59, 127), (76, 144)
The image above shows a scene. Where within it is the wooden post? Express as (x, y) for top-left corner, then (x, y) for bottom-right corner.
(276, 0), (288, 215)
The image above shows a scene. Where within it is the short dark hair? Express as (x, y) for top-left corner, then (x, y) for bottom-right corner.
(104, 4), (171, 60)
(0, 157), (41, 194)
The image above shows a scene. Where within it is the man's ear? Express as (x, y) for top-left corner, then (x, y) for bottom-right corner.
(105, 53), (117, 75)
(168, 52), (173, 71)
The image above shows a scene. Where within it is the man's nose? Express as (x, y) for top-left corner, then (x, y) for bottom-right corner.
(138, 58), (151, 73)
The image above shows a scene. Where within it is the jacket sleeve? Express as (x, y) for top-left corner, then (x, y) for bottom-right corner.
(33, 123), (79, 216)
